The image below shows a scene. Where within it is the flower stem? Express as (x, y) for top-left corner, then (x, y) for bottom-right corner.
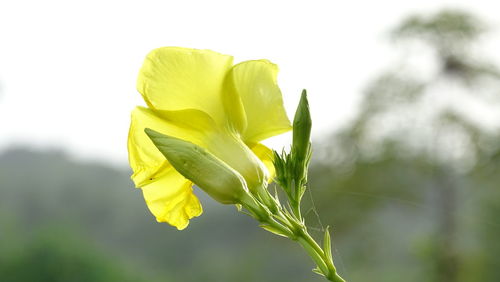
(239, 191), (345, 282)
(296, 228), (345, 282)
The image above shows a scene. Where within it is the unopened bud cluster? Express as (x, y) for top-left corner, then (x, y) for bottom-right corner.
(273, 90), (313, 212)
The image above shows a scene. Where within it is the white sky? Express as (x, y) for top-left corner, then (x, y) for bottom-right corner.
(1, 0), (499, 166)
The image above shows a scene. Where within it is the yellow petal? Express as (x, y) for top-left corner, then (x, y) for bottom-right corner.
(127, 106), (209, 187)
(250, 143), (275, 181)
(227, 60), (292, 143)
(221, 70), (247, 134)
(141, 167), (202, 230)
(137, 47), (233, 126)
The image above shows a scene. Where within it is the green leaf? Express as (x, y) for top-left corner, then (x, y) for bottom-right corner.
(312, 267), (325, 277)
(259, 224), (289, 238)
(323, 226), (333, 264)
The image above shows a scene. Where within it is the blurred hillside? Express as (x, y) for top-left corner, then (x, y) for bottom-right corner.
(0, 148), (323, 282)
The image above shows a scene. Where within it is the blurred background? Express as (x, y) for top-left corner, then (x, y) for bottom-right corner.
(1, 1), (500, 282)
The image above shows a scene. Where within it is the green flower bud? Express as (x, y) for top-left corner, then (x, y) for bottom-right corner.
(145, 128), (248, 204)
(292, 90), (312, 183)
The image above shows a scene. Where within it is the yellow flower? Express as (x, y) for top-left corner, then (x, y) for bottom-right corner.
(128, 47), (291, 230)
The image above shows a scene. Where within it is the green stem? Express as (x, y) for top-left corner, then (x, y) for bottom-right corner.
(239, 190), (345, 282)
(297, 236), (329, 275)
(297, 229), (345, 282)
(239, 192), (293, 236)
(291, 198), (302, 220)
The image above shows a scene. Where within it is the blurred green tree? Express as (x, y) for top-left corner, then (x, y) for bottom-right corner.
(311, 9), (500, 282)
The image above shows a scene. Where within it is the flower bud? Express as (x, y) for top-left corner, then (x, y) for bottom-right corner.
(292, 90), (312, 182)
(145, 128), (248, 204)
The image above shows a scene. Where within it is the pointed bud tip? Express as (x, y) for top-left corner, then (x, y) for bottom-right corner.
(145, 128), (180, 150)
(300, 89), (308, 103)
(144, 128), (161, 138)
(294, 90), (311, 125)
(292, 89), (312, 149)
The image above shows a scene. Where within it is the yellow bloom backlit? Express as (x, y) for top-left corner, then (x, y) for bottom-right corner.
(128, 47), (291, 230)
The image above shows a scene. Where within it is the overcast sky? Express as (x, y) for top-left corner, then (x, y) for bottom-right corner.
(1, 0), (499, 166)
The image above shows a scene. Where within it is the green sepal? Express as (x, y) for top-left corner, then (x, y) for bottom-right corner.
(272, 149), (288, 189)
